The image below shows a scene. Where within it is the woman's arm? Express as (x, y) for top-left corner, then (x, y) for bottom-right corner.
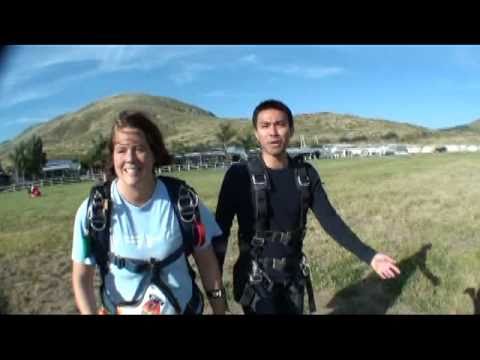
(72, 261), (97, 314)
(193, 246), (227, 314)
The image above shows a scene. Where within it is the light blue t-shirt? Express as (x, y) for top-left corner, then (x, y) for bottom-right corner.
(72, 178), (222, 313)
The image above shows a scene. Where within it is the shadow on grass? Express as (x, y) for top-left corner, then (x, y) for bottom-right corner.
(464, 288), (480, 314)
(326, 243), (440, 314)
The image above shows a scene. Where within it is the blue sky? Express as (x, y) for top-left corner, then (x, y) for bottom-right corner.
(1, 45), (480, 143)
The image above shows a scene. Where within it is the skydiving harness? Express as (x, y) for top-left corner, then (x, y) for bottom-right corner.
(86, 176), (206, 315)
(238, 155), (317, 313)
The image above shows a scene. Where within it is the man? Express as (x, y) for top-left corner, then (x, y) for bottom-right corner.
(212, 99), (400, 314)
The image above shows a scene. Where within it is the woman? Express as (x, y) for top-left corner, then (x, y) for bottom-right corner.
(72, 110), (227, 315)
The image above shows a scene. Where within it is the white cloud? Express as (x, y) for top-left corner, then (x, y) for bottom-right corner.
(4, 116), (48, 127)
(452, 46), (480, 69)
(170, 63), (215, 85)
(0, 45), (210, 106)
(265, 64), (343, 79)
(233, 52), (344, 79)
(204, 90), (228, 97)
(0, 71), (86, 109)
(239, 54), (258, 64)
(0, 87), (60, 109)
(203, 89), (256, 99)
(2, 105), (72, 131)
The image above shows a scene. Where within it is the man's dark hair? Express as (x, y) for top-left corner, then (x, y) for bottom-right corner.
(252, 99), (294, 130)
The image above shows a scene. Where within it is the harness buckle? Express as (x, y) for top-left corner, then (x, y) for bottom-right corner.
(297, 175), (310, 187)
(251, 174), (267, 186)
(89, 190), (107, 232)
(251, 236), (265, 248)
(280, 231), (292, 246)
(249, 260), (273, 291)
(109, 253), (125, 269)
(250, 272), (263, 284)
(249, 261), (263, 284)
(177, 186), (199, 223)
(300, 256), (310, 277)
(261, 271), (273, 292)
(272, 257), (287, 271)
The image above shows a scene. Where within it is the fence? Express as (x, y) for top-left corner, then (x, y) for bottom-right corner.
(0, 162), (234, 194)
(157, 161), (233, 174)
(0, 175), (98, 193)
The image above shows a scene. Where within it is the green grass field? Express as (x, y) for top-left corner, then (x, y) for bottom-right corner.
(1, 153), (479, 314)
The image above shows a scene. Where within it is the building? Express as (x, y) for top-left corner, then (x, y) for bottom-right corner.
(42, 159), (81, 178)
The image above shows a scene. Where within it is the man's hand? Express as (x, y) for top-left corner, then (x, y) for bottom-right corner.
(370, 253), (401, 279)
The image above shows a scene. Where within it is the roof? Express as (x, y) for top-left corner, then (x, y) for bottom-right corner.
(43, 159), (80, 172)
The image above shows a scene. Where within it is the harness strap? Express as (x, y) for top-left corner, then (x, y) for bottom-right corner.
(238, 228), (306, 253)
(108, 243), (186, 273)
(299, 255), (316, 313)
(159, 175), (205, 255)
(246, 157), (270, 234)
(103, 244), (188, 314)
(293, 156), (311, 229)
(87, 176), (205, 315)
(305, 274), (316, 314)
(86, 182), (111, 282)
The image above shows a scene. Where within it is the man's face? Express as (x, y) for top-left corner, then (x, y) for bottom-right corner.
(255, 108), (292, 157)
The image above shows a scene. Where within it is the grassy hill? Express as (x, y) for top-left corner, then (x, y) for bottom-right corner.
(292, 112), (430, 145)
(1, 93), (479, 164)
(426, 118), (480, 144)
(0, 93), (246, 161)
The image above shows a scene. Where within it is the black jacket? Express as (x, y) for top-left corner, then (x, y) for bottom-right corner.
(212, 159), (377, 272)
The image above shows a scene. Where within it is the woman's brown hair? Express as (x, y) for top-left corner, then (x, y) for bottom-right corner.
(105, 110), (173, 180)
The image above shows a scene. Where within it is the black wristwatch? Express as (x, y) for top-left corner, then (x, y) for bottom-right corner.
(206, 287), (226, 299)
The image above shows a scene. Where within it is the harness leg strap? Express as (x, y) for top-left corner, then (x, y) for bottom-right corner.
(305, 273), (316, 314)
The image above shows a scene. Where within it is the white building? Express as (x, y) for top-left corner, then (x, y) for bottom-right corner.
(406, 145), (422, 154)
(421, 145), (435, 154)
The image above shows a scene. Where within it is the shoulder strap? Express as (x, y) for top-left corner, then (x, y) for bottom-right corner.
(86, 181), (112, 279)
(246, 156), (270, 234)
(158, 175), (204, 257)
(291, 155), (311, 229)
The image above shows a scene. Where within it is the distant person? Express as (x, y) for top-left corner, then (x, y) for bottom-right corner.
(212, 99), (400, 314)
(72, 110), (227, 315)
(30, 185), (41, 198)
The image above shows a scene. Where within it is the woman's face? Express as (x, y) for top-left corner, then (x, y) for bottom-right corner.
(113, 126), (155, 189)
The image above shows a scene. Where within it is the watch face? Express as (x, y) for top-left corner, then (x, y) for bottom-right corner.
(209, 289), (224, 298)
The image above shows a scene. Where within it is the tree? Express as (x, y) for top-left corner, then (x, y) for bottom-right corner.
(215, 122), (237, 157)
(9, 141), (27, 183)
(8, 135), (47, 182)
(238, 132), (257, 151)
(25, 135), (47, 179)
(170, 140), (188, 155)
(81, 134), (108, 174)
(381, 131), (399, 141)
